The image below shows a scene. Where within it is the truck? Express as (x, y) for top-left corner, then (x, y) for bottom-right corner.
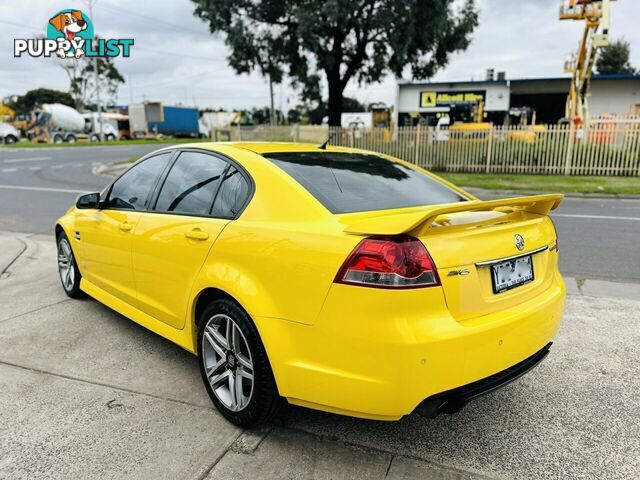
(129, 102), (200, 138)
(27, 103), (87, 143)
(82, 112), (123, 141)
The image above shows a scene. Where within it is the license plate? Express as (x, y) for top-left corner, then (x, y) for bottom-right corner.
(491, 255), (534, 294)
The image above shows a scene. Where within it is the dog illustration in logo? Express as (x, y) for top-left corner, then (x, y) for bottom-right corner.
(49, 10), (87, 58)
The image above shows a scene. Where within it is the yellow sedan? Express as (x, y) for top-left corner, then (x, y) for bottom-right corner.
(56, 142), (565, 427)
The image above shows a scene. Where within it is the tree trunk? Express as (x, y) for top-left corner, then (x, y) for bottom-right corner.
(327, 74), (344, 127)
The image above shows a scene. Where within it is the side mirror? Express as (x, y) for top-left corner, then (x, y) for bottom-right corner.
(76, 192), (100, 209)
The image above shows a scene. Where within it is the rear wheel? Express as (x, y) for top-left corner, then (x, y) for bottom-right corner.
(66, 134), (77, 143)
(56, 231), (84, 298)
(53, 134), (64, 144)
(198, 298), (281, 427)
(4, 135), (18, 144)
(106, 133), (116, 142)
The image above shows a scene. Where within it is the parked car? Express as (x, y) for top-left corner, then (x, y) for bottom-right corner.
(55, 143), (565, 427)
(0, 121), (20, 144)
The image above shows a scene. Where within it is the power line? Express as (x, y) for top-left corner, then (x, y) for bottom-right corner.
(2, 19), (220, 62)
(133, 68), (223, 89)
(95, 1), (211, 37)
(135, 47), (225, 63)
(0, 19), (40, 32)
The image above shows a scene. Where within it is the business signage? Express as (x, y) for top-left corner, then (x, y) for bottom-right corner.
(420, 91), (485, 108)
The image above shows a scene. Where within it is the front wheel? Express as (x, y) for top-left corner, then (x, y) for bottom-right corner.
(57, 232), (84, 298)
(198, 299), (281, 427)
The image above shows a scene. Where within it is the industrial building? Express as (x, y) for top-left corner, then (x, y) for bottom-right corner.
(395, 74), (640, 126)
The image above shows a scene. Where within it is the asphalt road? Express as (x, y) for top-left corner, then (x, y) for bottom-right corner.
(1, 144), (639, 283)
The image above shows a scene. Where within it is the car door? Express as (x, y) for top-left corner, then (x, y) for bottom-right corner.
(132, 150), (251, 329)
(75, 152), (173, 307)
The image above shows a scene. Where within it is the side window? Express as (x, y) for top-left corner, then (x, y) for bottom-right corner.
(211, 167), (250, 218)
(154, 151), (228, 215)
(106, 153), (171, 210)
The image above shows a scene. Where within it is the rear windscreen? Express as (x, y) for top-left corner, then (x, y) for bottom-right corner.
(265, 152), (467, 214)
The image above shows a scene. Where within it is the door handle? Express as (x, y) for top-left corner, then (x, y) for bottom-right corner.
(118, 222), (133, 232)
(184, 229), (209, 241)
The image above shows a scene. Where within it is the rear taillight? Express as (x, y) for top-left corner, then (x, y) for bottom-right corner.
(335, 236), (440, 289)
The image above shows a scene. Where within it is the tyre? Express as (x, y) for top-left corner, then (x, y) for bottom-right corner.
(198, 298), (281, 427)
(53, 134), (64, 144)
(106, 134), (116, 142)
(66, 134), (77, 143)
(90, 134), (99, 142)
(4, 135), (18, 144)
(56, 231), (85, 298)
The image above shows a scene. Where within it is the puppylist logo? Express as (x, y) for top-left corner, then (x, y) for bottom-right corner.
(14, 9), (134, 59)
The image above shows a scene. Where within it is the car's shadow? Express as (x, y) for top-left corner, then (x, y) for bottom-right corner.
(86, 296), (567, 479)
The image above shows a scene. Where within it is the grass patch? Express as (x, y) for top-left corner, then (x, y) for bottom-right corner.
(437, 173), (640, 195)
(1, 138), (208, 148)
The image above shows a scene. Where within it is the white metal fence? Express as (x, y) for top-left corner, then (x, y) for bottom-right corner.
(214, 119), (640, 176)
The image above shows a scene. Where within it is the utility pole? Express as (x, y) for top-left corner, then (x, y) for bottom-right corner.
(268, 73), (276, 127)
(87, 0), (104, 141)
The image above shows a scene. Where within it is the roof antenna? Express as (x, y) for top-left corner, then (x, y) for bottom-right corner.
(318, 132), (337, 150)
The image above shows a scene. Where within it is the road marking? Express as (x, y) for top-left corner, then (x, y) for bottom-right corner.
(28, 166), (41, 171)
(553, 213), (640, 222)
(1, 168), (17, 173)
(3, 156), (52, 164)
(52, 165), (64, 169)
(0, 185), (86, 194)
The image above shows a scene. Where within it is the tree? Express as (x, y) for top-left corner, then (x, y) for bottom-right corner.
(250, 106), (285, 124)
(58, 41), (125, 110)
(596, 39), (637, 75)
(343, 97), (366, 113)
(6, 88), (74, 115)
(191, 0), (478, 126)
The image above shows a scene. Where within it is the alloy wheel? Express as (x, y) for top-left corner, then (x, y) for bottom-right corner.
(202, 314), (254, 412)
(57, 238), (75, 291)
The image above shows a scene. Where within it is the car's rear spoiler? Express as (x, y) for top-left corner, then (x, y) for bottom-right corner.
(343, 194), (564, 236)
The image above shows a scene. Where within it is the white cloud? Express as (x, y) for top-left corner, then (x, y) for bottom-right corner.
(1, 0), (638, 110)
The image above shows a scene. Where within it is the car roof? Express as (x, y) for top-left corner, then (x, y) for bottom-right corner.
(167, 141), (336, 155)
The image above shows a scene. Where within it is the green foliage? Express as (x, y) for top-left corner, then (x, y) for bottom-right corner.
(285, 96), (365, 125)
(191, 0), (478, 125)
(5, 89), (74, 116)
(439, 173), (640, 195)
(250, 107), (285, 124)
(596, 39), (637, 75)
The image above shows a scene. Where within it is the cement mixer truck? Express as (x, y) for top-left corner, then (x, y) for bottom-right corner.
(27, 104), (85, 143)
(27, 104), (116, 143)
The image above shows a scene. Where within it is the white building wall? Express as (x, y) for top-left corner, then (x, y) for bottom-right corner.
(589, 80), (640, 116)
(397, 82), (510, 113)
(396, 77), (640, 122)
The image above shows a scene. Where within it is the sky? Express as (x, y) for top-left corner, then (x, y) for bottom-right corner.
(1, 0), (639, 111)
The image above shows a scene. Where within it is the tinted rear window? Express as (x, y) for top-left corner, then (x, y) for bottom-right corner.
(265, 152), (467, 214)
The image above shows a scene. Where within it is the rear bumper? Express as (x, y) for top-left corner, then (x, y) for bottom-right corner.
(416, 342), (552, 418)
(256, 273), (566, 421)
